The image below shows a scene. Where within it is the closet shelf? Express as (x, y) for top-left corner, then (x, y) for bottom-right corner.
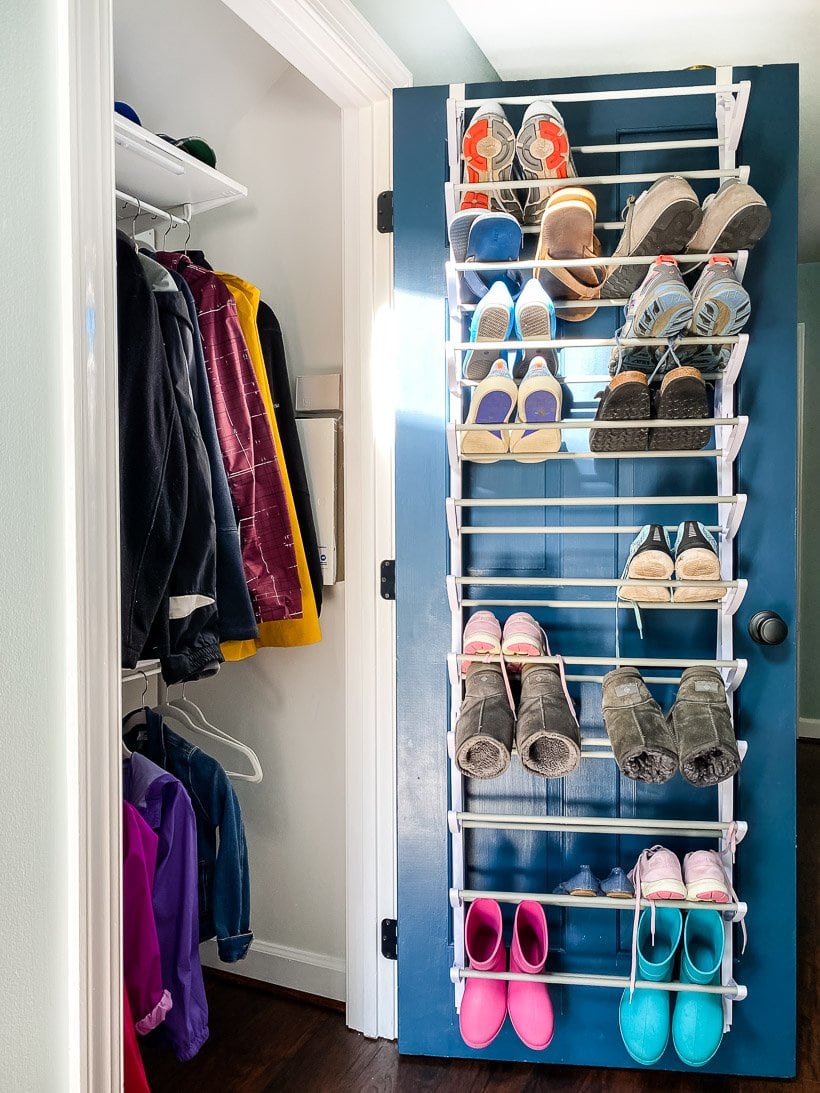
(451, 967), (747, 999)
(114, 114), (247, 217)
(449, 811), (748, 843)
(122, 660), (162, 685)
(450, 888), (748, 921)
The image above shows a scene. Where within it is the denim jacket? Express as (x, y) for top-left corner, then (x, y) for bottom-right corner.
(124, 708), (253, 962)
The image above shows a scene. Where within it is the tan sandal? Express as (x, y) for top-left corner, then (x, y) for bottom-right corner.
(535, 188), (607, 321)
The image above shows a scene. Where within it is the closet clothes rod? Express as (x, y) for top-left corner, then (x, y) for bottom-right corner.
(450, 889), (747, 920)
(449, 167), (749, 194)
(452, 967), (747, 999)
(453, 82), (748, 107)
(115, 189), (189, 229)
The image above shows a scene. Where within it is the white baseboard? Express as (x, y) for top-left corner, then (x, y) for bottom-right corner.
(799, 717), (820, 740)
(200, 938), (346, 1002)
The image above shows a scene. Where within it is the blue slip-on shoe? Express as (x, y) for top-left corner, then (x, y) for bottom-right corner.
(600, 867), (635, 899)
(619, 906), (683, 1066)
(463, 212), (523, 302)
(462, 280), (515, 381)
(513, 277), (559, 379)
(553, 865), (602, 897)
(449, 209), (484, 263)
(671, 909), (726, 1067)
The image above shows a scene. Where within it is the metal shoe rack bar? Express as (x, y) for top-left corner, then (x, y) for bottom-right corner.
(444, 69), (750, 1019)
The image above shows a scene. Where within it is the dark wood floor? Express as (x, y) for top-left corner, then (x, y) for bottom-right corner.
(144, 741), (820, 1092)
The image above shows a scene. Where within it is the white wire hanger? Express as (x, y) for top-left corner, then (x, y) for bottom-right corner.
(153, 683), (263, 784)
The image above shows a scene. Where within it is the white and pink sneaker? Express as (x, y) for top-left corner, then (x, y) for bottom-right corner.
(628, 845), (687, 900)
(462, 610), (502, 670)
(501, 612), (545, 667)
(682, 850), (731, 903)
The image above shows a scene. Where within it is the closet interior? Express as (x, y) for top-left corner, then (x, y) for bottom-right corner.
(114, 0), (348, 1077)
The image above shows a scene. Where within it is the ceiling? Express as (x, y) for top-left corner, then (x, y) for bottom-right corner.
(446, 0), (818, 260)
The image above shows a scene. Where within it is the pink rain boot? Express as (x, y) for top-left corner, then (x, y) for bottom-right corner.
(459, 899), (508, 1049)
(508, 900), (554, 1050)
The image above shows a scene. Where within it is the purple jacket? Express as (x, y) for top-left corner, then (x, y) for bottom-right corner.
(123, 802), (172, 1034)
(124, 753), (209, 1061)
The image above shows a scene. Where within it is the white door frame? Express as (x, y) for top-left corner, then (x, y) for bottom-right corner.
(67, 0), (409, 1086)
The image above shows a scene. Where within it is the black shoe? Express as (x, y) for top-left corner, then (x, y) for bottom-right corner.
(648, 367), (710, 451)
(590, 370), (650, 452)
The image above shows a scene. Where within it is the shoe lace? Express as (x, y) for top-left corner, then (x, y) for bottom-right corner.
(721, 823), (747, 954)
(628, 845), (667, 997)
(540, 625), (579, 726)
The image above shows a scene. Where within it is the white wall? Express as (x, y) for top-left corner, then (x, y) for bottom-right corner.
(192, 67), (346, 994)
(0, 0), (74, 1087)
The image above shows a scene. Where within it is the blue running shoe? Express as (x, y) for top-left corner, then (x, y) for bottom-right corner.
(513, 277), (559, 379)
(462, 281), (514, 381)
(609, 256), (693, 376)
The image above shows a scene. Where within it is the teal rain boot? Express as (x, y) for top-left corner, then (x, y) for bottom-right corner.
(619, 907), (683, 1065)
(672, 909), (726, 1067)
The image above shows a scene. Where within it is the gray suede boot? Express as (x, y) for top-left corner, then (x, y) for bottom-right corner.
(668, 667), (740, 787)
(516, 663), (581, 777)
(455, 662), (514, 779)
(602, 667), (678, 783)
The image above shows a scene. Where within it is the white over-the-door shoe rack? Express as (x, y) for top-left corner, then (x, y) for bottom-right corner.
(444, 69), (754, 1030)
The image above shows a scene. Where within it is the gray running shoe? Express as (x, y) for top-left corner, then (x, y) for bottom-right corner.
(461, 101), (521, 219)
(515, 99), (576, 226)
(602, 176), (702, 300)
(676, 255), (751, 369)
(608, 256), (693, 375)
(685, 178), (770, 260)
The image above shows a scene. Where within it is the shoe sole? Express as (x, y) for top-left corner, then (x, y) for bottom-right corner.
(632, 282), (694, 339)
(510, 374), (563, 459)
(692, 277), (751, 336)
(461, 380), (518, 459)
(673, 583), (727, 602)
(513, 301), (559, 378)
(619, 548), (674, 603)
(516, 109), (573, 225)
(641, 880), (687, 899)
(462, 113), (518, 216)
(604, 891), (634, 899)
(685, 880), (730, 903)
(590, 371), (650, 452)
(688, 202), (771, 259)
(649, 367), (710, 451)
(603, 200), (703, 299)
(675, 546), (721, 581)
(464, 302), (514, 381)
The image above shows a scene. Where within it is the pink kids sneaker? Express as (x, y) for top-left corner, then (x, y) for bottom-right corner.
(508, 901), (554, 1050)
(459, 899), (508, 1049)
(683, 850), (731, 903)
(501, 612), (544, 666)
(629, 845), (686, 900)
(462, 610), (502, 669)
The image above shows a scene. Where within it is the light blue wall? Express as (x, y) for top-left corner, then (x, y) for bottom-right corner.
(349, 0), (497, 85)
(799, 263), (820, 721)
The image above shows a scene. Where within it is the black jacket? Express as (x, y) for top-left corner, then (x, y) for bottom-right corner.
(257, 301), (323, 615)
(144, 253), (223, 682)
(117, 235), (187, 667)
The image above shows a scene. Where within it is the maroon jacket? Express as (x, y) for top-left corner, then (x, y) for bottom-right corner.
(157, 253), (301, 623)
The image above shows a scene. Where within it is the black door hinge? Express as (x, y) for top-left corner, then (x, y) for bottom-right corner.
(380, 559), (395, 600)
(381, 918), (398, 960)
(377, 190), (394, 234)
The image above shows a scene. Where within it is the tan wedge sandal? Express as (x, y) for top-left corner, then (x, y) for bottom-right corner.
(535, 188), (607, 322)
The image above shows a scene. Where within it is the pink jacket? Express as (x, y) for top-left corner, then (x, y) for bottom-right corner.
(123, 802), (172, 1033)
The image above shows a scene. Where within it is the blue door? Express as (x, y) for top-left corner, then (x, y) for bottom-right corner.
(394, 66), (797, 1077)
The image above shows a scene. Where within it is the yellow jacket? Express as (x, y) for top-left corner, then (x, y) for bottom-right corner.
(217, 272), (321, 656)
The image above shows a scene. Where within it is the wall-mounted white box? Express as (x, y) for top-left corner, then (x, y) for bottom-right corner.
(295, 373), (342, 414)
(297, 416), (340, 585)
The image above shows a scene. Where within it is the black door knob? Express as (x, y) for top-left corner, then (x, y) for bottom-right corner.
(748, 611), (788, 646)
